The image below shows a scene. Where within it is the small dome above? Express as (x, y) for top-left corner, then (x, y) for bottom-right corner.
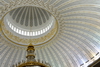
(9, 6), (52, 27)
(2, 6), (57, 46)
(3, 6), (56, 37)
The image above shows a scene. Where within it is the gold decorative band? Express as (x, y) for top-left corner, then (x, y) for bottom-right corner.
(1, 20), (58, 46)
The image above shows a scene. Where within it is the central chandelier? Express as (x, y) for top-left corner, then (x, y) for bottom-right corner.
(13, 43), (51, 67)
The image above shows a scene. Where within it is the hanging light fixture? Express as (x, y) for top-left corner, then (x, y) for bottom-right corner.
(12, 43), (51, 67)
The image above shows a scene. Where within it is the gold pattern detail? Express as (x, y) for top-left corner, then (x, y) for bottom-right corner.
(1, 21), (58, 46)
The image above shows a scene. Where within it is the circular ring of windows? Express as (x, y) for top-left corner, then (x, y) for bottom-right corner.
(7, 19), (53, 36)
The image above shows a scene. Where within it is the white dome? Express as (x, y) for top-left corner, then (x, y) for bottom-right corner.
(3, 6), (55, 36)
(0, 0), (100, 67)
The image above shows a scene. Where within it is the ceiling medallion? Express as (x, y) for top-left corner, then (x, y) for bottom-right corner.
(0, 0), (61, 46)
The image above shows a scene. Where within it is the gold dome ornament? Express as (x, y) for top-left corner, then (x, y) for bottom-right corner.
(13, 43), (51, 67)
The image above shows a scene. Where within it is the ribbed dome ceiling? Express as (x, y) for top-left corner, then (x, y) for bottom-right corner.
(9, 6), (51, 27)
(3, 6), (55, 37)
(4, 6), (55, 30)
(0, 0), (100, 67)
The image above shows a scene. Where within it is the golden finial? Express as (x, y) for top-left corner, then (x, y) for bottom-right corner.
(29, 43), (33, 46)
(27, 43), (35, 51)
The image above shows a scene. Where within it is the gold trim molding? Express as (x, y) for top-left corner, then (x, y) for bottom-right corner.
(1, 20), (58, 46)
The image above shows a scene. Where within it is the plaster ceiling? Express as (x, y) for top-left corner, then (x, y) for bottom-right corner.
(0, 0), (100, 67)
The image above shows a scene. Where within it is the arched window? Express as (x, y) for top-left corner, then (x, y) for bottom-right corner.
(24, 31), (26, 35)
(30, 32), (32, 36)
(45, 27), (47, 32)
(14, 27), (16, 32)
(35, 31), (37, 36)
(11, 25), (14, 30)
(27, 32), (29, 36)
(47, 26), (49, 30)
(33, 32), (35, 36)
(41, 30), (42, 34)
(50, 23), (52, 28)
(19, 30), (21, 34)
(16, 28), (18, 33)
(38, 31), (40, 35)
(22, 31), (24, 35)
(43, 29), (45, 33)
(9, 23), (11, 28)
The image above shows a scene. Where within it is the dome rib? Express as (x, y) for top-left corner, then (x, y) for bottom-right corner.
(20, 7), (27, 25)
(38, 8), (46, 23)
(16, 7), (24, 23)
(36, 7), (42, 25)
(12, 7), (21, 20)
(25, 7), (29, 26)
(30, 7), (33, 27)
(34, 7), (38, 26)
